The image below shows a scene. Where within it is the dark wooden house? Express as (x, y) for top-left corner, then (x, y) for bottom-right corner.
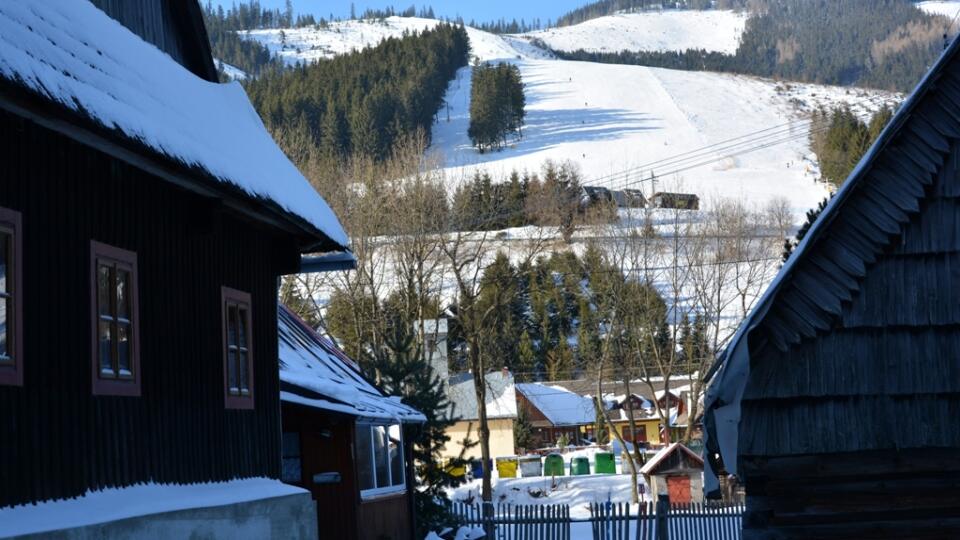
(277, 305), (425, 540)
(651, 192), (700, 210)
(0, 1), (349, 537)
(515, 383), (595, 449)
(611, 188), (648, 209)
(704, 38), (960, 540)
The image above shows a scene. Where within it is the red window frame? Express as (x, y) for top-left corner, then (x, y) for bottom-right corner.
(222, 286), (254, 410)
(0, 207), (23, 387)
(90, 241), (141, 397)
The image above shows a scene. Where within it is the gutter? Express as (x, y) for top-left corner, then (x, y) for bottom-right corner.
(299, 252), (357, 273)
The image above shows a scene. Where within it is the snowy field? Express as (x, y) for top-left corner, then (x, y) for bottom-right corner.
(917, 0), (960, 18)
(450, 475), (645, 520)
(244, 16), (898, 220)
(244, 16), (552, 65)
(522, 9), (748, 54)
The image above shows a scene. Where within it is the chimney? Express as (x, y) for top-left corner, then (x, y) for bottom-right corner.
(420, 319), (449, 384)
(501, 366), (510, 380)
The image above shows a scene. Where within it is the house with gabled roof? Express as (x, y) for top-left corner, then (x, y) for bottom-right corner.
(704, 36), (960, 540)
(277, 305), (424, 540)
(0, 1), (349, 537)
(515, 382), (595, 449)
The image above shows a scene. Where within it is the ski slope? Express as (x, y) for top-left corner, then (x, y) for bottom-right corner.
(240, 16), (898, 219)
(917, 1), (960, 18)
(522, 10), (748, 54)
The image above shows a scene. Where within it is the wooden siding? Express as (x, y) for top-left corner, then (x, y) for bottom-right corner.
(0, 109), (299, 507)
(281, 403), (415, 540)
(89, 0), (218, 82)
(90, 0), (186, 65)
(742, 449), (960, 540)
(741, 141), (960, 458)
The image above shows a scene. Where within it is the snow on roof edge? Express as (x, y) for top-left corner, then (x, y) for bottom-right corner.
(0, 1), (348, 250)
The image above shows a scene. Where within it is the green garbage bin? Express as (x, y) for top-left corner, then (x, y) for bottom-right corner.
(543, 453), (565, 476)
(571, 456), (590, 475)
(595, 452), (616, 474)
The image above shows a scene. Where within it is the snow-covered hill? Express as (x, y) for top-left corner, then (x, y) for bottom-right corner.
(522, 9), (748, 55)
(240, 16), (898, 220)
(917, 1), (960, 18)
(244, 16), (552, 66)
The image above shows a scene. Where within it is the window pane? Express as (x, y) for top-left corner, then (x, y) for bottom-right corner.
(238, 308), (248, 348)
(98, 264), (112, 317)
(228, 305), (238, 346)
(281, 433), (301, 483)
(0, 232), (8, 294)
(117, 323), (131, 376)
(99, 321), (113, 376)
(389, 424), (404, 487)
(373, 425), (390, 488)
(117, 269), (130, 321)
(227, 349), (238, 394)
(0, 296), (7, 361)
(239, 351), (249, 395)
(356, 426), (374, 491)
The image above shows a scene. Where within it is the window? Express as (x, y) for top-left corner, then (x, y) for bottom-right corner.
(222, 287), (254, 409)
(0, 207), (22, 387)
(91, 241), (140, 396)
(355, 422), (406, 499)
(281, 432), (302, 483)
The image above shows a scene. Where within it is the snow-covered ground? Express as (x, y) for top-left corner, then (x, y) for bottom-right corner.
(917, 0), (960, 18)
(244, 16), (552, 65)
(244, 16), (898, 220)
(522, 9), (748, 54)
(450, 474), (645, 519)
(215, 59), (248, 80)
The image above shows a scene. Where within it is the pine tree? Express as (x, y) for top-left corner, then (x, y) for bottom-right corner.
(371, 323), (470, 537)
(513, 406), (533, 452)
(517, 330), (537, 381)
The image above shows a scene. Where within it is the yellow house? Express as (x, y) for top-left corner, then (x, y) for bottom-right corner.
(440, 370), (517, 460)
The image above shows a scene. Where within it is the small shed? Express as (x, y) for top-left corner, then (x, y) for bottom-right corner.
(651, 192), (700, 210)
(639, 443), (704, 504)
(611, 189), (648, 209)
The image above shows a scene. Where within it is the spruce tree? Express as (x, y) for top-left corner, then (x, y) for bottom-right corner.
(371, 323), (469, 537)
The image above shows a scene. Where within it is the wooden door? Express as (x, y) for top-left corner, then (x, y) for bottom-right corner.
(667, 475), (691, 504)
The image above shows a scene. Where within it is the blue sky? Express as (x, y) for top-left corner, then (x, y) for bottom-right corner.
(208, 0), (587, 25)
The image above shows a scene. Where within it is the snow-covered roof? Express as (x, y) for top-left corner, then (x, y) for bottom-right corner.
(447, 371), (517, 421)
(0, 477), (306, 538)
(516, 383), (595, 426)
(639, 442), (703, 476)
(278, 305), (425, 423)
(0, 1), (348, 250)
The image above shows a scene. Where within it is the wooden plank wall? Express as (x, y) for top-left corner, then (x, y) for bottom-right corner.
(0, 109), (294, 507)
(89, 0), (186, 66)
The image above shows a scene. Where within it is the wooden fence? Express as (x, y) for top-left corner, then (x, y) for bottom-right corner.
(448, 501), (744, 540)
(590, 502), (743, 540)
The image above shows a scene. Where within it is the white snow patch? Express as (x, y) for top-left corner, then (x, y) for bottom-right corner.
(0, 1), (347, 248)
(0, 478), (307, 538)
(216, 59), (248, 81)
(917, 1), (960, 18)
(523, 10), (748, 55)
